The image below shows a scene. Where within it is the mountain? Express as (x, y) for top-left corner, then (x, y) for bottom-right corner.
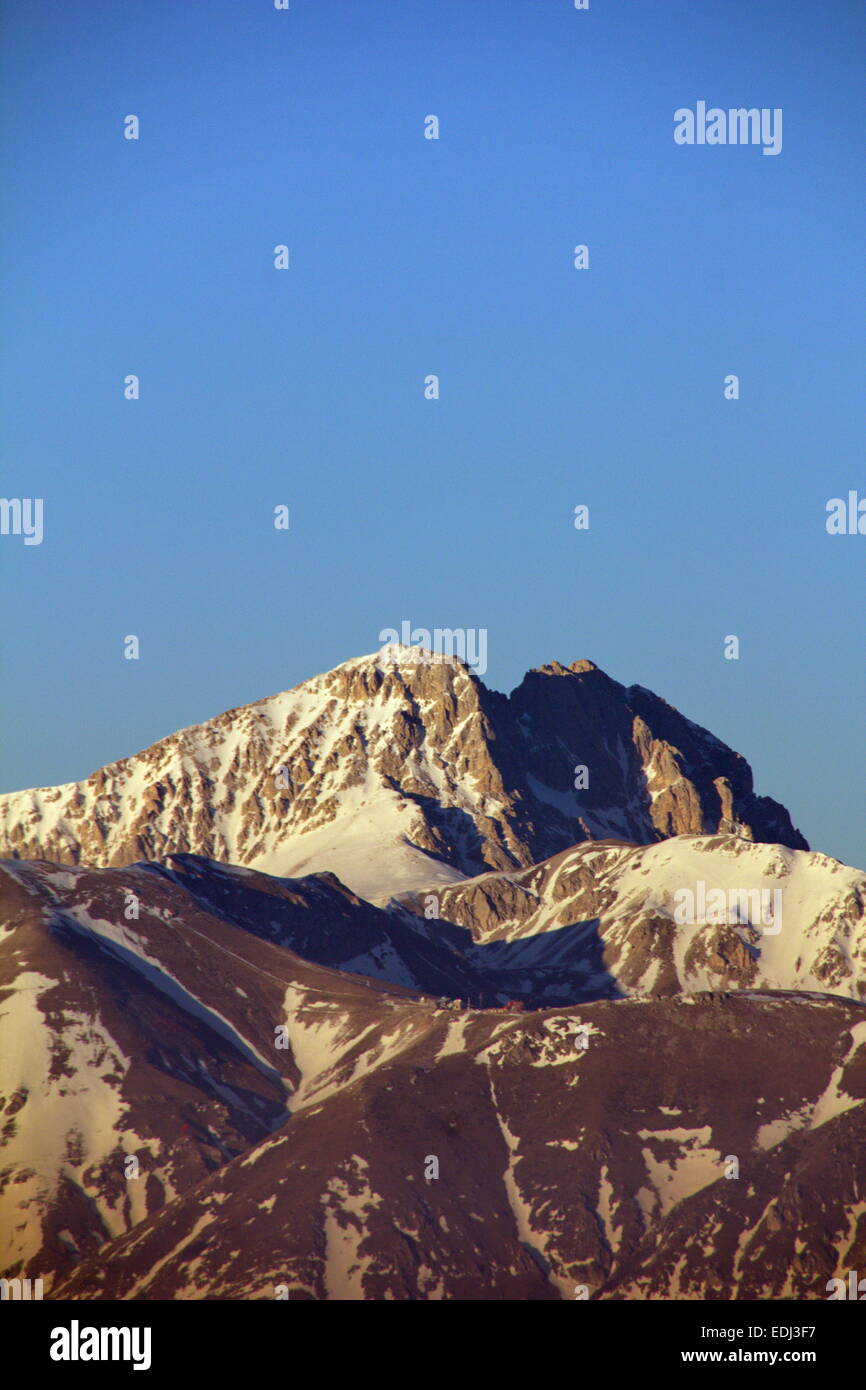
(4, 849), (864, 1299)
(3, 647), (855, 1302)
(0, 648), (808, 903)
(51, 990), (866, 1302)
(0, 856), (450, 1290)
(398, 834), (866, 1006)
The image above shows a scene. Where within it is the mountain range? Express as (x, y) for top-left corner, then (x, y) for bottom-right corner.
(1, 648), (861, 1301)
(0, 648), (807, 901)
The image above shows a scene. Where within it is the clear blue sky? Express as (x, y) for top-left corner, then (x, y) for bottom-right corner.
(1, 0), (863, 868)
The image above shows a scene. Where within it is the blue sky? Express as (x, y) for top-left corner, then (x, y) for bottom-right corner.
(1, 0), (863, 867)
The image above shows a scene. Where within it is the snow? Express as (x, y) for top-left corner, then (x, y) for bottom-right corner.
(809, 1021), (866, 1130)
(621, 837), (866, 997)
(637, 1125), (724, 1216)
(251, 797), (467, 903)
(321, 1159), (382, 1300)
(478, 834), (866, 1001)
(281, 983), (430, 1109)
(597, 1165), (624, 1253)
(435, 1016), (471, 1059)
(526, 774), (578, 820)
(755, 1106), (812, 1150)
(0, 971), (130, 1278)
(53, 900), (285, 1088)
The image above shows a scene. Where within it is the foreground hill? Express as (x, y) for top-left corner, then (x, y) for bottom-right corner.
(3, 851), (865, 1300)
(0, 859), (438, 1289)
(54, 991), (866, 1301)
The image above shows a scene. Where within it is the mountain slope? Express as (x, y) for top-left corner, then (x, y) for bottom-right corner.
(398, 834), (866, 1005)
(52, 991), (866, 1301)
(0, 649), (808, 902)
(0, 858), (444, 1289)
(4, 851), (865, 1301)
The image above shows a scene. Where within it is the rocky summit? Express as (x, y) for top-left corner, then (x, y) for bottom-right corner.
(0, 649), (807, 903)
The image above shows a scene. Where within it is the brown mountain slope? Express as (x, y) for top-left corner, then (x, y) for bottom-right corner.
(52, 992), (866, 1301)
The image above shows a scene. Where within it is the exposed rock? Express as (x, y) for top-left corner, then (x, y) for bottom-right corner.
(0, 649), (807, 903)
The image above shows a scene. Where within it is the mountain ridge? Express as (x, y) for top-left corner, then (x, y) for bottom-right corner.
(0, 647), (809, 903)
(3, 839), (863, 1298)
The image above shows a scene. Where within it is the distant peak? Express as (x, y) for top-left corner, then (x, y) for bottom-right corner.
(530, 658), (600, 677)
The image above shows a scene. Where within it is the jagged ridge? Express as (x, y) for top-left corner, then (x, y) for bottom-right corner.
(0, 648), (808, 903)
